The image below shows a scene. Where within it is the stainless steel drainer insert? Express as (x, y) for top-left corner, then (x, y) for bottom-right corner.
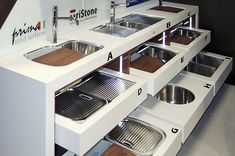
(55, 89), (107, 121)
(106, 118), (165, 155)
(76, 72), (135, 102)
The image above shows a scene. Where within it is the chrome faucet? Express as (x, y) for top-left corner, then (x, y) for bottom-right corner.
(52, 5), (79, 44)
(110, 0), (126, 25)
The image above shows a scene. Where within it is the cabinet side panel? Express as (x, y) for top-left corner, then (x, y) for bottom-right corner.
(0, 68), (51, 156)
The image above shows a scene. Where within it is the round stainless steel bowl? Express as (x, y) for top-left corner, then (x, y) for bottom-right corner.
(156, 85), (195, 104)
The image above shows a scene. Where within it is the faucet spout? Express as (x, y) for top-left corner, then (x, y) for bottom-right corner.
(52, 5), (79, 44)
(110, 0), (126, 25)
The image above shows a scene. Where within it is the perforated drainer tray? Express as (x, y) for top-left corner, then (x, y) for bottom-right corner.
(76, 72), (135, 102)
(106, 118), (165, 155)
(55, 89), (107, 121)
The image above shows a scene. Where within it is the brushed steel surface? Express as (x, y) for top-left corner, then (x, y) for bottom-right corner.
(185, 61), (216, 77)
(170, 28), (202, 45)
(131, 43), (176, 64)
(122, 14), (164, 26)
(156, 85), (195, 104)
(106, 118), (165, 155)
(55, 89), (107, 121)
(117, 20), (148, 30)
(25, 40), (103, 60)
(192, 53), (224, 69)
(93, 24), (138, 37)
(76, 72), (135, 102)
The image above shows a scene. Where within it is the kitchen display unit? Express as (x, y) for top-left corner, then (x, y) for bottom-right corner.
(0, 1), (232, 156)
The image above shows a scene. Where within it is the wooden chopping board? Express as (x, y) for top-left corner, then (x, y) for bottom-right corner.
(150, 6), (184, 13)
(170, 35), (193, 45)
(131, 55), (163, 73)
(102, 144), (136, 156)
(33, 48), (85, 66)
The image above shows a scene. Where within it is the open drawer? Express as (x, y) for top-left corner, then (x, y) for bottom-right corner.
(181, 51), (233, 96)
(55, 68), (147, 156)
(129, 43), (188, 96)
(169, 27), (211, 61)
(63, 107), (182, 156)
(140, 73), (214, 143)
(129, 108), (182, 156)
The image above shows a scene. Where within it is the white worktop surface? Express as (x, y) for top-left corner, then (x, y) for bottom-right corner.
(0, 2), (197, 85)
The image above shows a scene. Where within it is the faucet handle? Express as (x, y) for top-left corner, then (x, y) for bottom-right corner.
(70, 15), (79, 25)
(111, 0), (126, 7)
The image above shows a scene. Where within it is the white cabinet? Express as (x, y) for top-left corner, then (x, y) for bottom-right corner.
(0, 1), (232, 156)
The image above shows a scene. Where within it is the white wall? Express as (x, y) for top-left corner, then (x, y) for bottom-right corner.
(0, 0), (156, 56)
(0, 0), (48, 56)
(0, 0), (111, 56)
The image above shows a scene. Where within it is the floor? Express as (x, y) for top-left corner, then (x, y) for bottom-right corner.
(177, 84), (235, 156)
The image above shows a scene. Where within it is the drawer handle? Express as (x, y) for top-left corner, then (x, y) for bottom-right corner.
(79, 94), (92, 100)
(122, 140), (134, 148)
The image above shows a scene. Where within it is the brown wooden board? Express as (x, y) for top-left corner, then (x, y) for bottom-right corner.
(170, 35), (193, 45)
(102, 144), (136, 156)
(131, 55), (163, 73)
(150, 5), (184, 13)
(33, 48), (85, 66)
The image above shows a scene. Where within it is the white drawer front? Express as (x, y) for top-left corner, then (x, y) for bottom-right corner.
(181, 51), (233, 96)
(140, 74), (214, 143)
(130, 43), (188, 96)
(55, 68), (147, 155)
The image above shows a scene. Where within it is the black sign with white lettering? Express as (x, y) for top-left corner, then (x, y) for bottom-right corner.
(126, 0), (149, 7)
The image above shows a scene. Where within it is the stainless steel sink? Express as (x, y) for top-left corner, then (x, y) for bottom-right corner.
(192, 53), (224, 69)
(131, 43), (176, 64)
(25, 40), (104, 61)
(122, 14), (164, 26)
(116, 20), (148, 30)
(93, 24), (138, 37)
(170, 28), (202, 45)
(92, 14), (164, 37)
(184, 53), (224, 77)
(156, 85), (195, 104)
(59, 40), (104, 55)
(106, 117), (165, 155)
(185, 62), (216, 77)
